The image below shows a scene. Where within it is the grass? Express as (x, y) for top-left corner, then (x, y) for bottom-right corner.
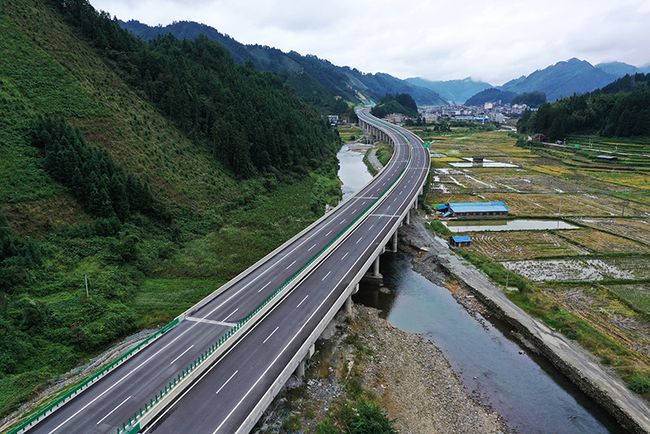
(0, 0), (341, 420)
(337, 124), (363, 142)
(605, 284), (650, 315)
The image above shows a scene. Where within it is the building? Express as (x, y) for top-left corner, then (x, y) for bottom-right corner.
(449, 235), (472, 247)
(327, 115), (339, 126)
(438, 201), (509, 218)
(596, 155), (618, 162)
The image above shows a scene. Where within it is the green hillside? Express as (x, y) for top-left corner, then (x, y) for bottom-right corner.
(370, 93), (418, 118)
(0, 0), (339, 419)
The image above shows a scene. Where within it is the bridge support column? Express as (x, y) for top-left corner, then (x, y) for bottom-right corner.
(296, 360), (305, 378)
(345, 295), (353, 318)
(373, 256), (380, 277)
(415, 197), (418, 209)
(392, 231), (398, 252)
(405, 210), (411, 225)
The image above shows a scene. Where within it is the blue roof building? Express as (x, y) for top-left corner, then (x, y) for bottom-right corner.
(447, 201), (509, 218)
(449, 235), (472, 246)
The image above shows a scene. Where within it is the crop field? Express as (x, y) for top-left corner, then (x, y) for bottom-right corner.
(503, 256), (649, 282)
(606, 283), (650, 315)
(543, 284), (650, 359)
(475, 193), (650, 217)
(418, 130), (538, 158)
(585, 171), (650, 191)
(337, 124), (363, 142)
(557, 229), (650, 254)
(466, 231), (587, 260)
(576, 218), (650, 246)
(421, 128), (650, 393)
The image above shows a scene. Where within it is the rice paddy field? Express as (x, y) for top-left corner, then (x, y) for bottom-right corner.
(412, 125), (650, 397)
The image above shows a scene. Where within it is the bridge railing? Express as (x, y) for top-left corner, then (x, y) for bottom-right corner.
(115, 132), (411, 434)
(8, 318), (180, 434)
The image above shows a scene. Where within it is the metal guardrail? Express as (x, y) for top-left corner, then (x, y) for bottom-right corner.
(8, 318), (180, 434)
(115, 141), (413, 434)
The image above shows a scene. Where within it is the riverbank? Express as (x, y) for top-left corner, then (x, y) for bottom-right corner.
(402, 212), (650, 433)
(253, 306), (507, 433)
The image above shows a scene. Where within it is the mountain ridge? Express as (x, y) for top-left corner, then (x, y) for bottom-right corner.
(119, 19), (448, 108)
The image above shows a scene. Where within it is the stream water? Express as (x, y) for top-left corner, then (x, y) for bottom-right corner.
(337, 143), (624, 433)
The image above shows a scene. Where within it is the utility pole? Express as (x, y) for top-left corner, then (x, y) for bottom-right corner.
(84, 274), (89, 298)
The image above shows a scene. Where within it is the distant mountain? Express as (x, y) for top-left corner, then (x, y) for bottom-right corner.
(596, 61), (639, 78)
(405, 77), (492, 104)
(465, 88), (517, 106)
(499, 58), (616, 101)
(120, 20), (447, 108)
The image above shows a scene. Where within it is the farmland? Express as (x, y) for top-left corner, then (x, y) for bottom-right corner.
(414, 125), (650, 399)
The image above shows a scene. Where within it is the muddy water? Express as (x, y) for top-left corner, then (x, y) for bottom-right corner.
(337, 143), (373, 200)
(338, 144), (622, 433)
(354, 253), (623, 434)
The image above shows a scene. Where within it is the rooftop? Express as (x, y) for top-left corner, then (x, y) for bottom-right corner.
(451, 235), (472, 243)
(449, 201), (509, 213)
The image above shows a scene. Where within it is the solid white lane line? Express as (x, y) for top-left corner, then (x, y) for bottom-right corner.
(169, 345), (194, 366)
(307, 243), (317, 251)
(321, 271), (331, 281)
(96, 395), (131, 425)
(296, 295), (309, 309)
(222, 308), (239, 322)
(215, 370), (238, 396)
(185, 317), (235, 327)
(285, 260), (297, 270)
(341, 252), (349, 260)
(262, 327), (280, 344)
(257, 281), (272, 293)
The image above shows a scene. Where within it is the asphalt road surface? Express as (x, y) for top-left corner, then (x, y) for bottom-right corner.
(26, 109), (428, 434)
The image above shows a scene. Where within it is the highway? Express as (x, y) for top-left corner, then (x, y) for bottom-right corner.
(22, 109), (429, 434)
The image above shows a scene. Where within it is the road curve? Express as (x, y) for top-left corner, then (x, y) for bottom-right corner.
(22, 109), (428, 434)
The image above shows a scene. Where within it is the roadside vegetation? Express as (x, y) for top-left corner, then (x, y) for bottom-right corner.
(413, 124), (650, 399)
(0, 0), (341, 420)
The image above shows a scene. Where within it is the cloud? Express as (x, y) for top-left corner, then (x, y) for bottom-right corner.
(91, 0), (650, 84)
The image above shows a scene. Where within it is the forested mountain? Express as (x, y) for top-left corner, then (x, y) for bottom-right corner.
(465, 88), (517, 106)
(119, 20), (448, 108)
(465, 58), (626, 105)
(405, 77), (492, 104)
(595, 61), (650, 77)
(517, 73), (650, 139)
(0, 0), (341, 418)
(500, 58), (617, 101)
(370, 93), (418, 118)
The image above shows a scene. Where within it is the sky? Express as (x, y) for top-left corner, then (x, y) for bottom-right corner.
(90, 0), (650, 85)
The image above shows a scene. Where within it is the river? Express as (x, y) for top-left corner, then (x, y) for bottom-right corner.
(336, 142), (623, 433)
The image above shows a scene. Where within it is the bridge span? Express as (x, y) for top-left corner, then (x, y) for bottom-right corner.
(13, 109), (429, 434)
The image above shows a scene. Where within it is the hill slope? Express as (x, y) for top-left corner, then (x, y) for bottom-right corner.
(518, 73), (650, 139)
(119, 20), (448, 107)
(0, 0), (339, 418)
(405, 77), (492, 104)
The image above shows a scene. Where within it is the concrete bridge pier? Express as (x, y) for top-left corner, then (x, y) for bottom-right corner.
(391, 230), (398, 252)
(405, 209), (411, 225)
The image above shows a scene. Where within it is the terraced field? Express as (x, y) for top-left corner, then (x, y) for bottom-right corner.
(467, 231), (587, 260)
